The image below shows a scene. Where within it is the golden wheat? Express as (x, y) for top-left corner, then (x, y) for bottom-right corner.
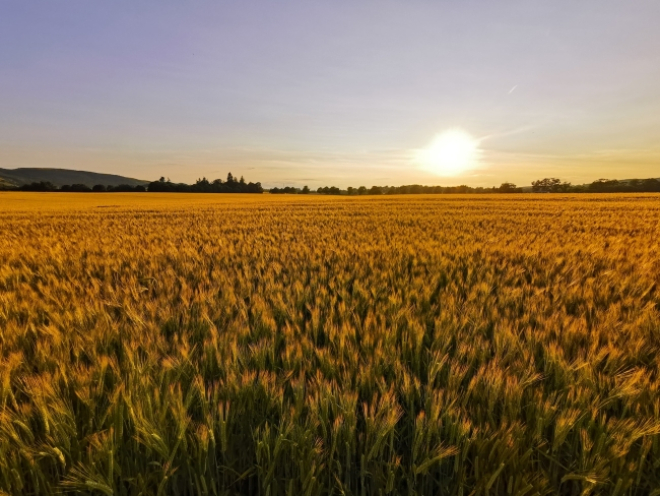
(0, 192), (659, 495)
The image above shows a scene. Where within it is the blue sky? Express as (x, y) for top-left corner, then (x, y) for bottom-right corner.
(1, 1), (659, 187)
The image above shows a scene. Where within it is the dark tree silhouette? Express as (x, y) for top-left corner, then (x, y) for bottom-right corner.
(270, 186), (298, 194)
(532, 178), (571, 193)
(18, 181), (57, 192)
(498, 182), (522, 193)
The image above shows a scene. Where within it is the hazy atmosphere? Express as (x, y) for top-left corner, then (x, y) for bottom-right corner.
(1, 0), (659, 187)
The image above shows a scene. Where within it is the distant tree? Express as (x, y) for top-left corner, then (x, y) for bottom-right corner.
(301, 185), (310, 194)
(589, 179), (620, 192)
(369, 186), (383, 195)
(532, 178), (558, 193)
(270, 186), (298, 194)
(19, 181), (57, 192)
(532, 178), (571, 193)
(227, 172), (235, 184)
(239, 176), (245, 184)
(92, 184), (106, 192)
(347, 187), (356, 195)
(498, 182), (521, 193)
(640, 178), (660, 192)
(358, 186), (367, 195)
(110, 184), (141, 192)
(317, 186), (341, 195)
(62, 184), (92, 192)
(159, 176), (166, 182)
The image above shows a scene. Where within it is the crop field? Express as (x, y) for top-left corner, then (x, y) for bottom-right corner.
(1, 192), (659, 496)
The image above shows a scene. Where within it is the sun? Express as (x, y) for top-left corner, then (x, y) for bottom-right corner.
(416, 129), (480, 176)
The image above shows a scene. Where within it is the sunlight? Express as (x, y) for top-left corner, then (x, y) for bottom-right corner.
(416, 129), (480, 176)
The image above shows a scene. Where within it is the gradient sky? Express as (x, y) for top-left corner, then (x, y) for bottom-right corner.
(1, 1), (659, 188)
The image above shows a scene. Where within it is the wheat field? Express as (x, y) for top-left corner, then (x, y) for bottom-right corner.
(1, 193), (659, 496)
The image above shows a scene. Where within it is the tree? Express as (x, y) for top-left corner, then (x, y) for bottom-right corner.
(301, 185), (310, 194)
(369, 186), (383, 195)
(358, 186), (367, 195)
(498, 182), (520, 193)
(63, 184), (92, 192)
(19, 181), (57, 192)
(92, 184), (106, 192)
(110, 184), (139, 192)
(270, 186), (297, 194)
(641, 178), (660, 192)
(532, 178), (571, 193)
(589, 179), (620, 192)
(532, 178), (559, 193)
(317, 186), (341, 195)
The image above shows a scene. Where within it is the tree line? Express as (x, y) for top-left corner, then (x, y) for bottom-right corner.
(9, 173), (264, 193)
(315, 183), (520, 195)
(147, 173), (263, 193)
(529, 177), (660, 193)
(11, 182), (147, 192)
(5, 175), (660, 194)
(270, 186), (310, 194)
(309, 178), (660, 195)
(578, 178), (660, 193)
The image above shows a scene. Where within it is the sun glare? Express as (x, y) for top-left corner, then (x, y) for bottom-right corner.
(416, 129), (480, 176)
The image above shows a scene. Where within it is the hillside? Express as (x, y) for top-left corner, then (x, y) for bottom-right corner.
(0, 177), (14, 189)
(0, 168), (149, 188)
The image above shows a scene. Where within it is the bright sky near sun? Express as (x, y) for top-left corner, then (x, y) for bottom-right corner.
(1, 1), (659, 188)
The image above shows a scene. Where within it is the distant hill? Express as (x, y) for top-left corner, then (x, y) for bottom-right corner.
(0, 168), (149, 188)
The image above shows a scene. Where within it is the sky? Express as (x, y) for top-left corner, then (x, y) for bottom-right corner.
(1, 1), (659, 188)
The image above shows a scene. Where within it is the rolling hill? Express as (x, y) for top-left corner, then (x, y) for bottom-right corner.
(0, 168), (149, 188)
